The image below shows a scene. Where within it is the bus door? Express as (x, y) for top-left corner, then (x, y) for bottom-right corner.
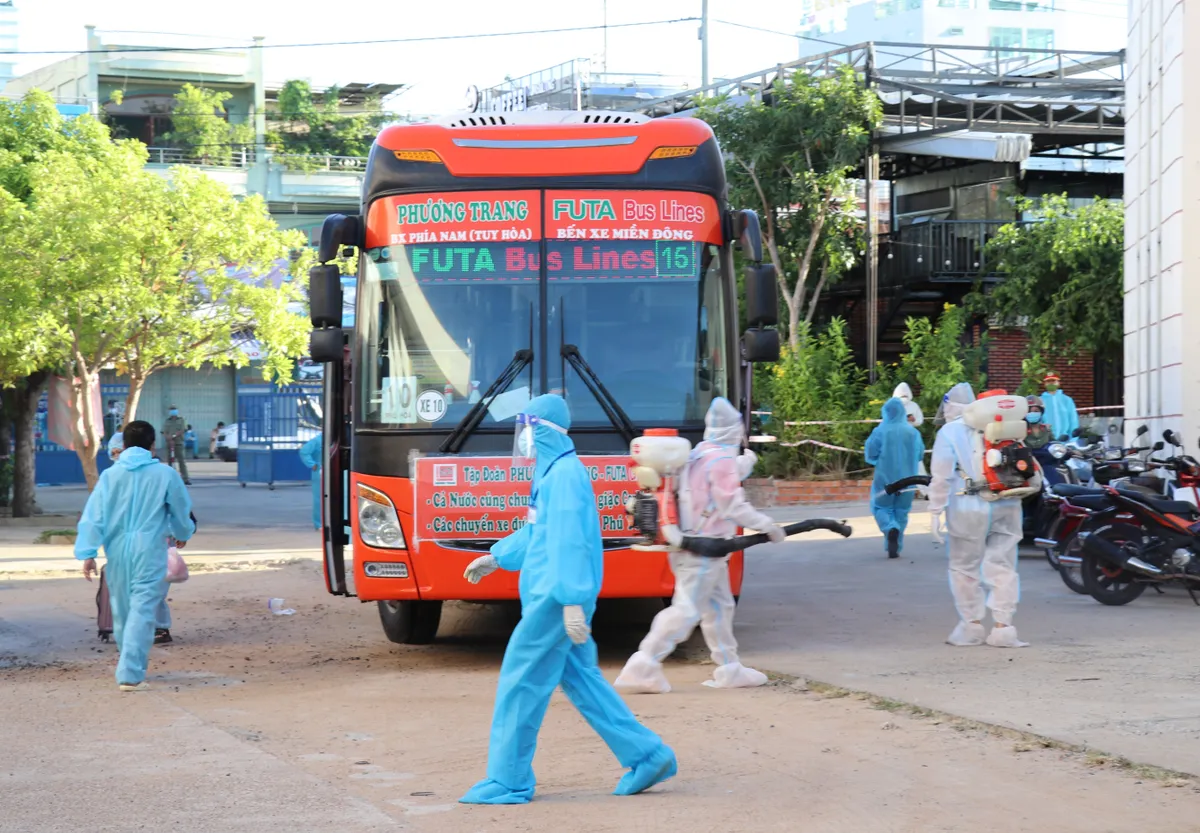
(321, 342), (351, 595)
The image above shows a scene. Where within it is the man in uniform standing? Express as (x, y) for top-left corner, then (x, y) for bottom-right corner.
(162, 406), (191, 485)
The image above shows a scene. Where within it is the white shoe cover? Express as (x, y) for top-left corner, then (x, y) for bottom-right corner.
(614, 651), (672, 694)
(946, 621), (986, 647)
(703, 662), (769, 689)
(986, 625), (1029, 648)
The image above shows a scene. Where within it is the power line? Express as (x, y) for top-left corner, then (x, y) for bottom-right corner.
(1, 18), (700, 56)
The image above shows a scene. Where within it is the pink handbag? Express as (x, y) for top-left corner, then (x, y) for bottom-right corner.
(166, 545), (189, 584)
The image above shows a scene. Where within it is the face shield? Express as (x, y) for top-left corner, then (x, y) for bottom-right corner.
(512, 413), (568, 464)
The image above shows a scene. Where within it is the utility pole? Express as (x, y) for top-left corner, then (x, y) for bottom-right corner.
(602, 0), (608, 74)
(700, 0), (710, 90)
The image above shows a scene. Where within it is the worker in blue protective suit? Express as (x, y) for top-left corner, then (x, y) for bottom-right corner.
(105, 432), (174, 645)
(298, 434), (322, 531)
(1041, 373), (1079, 441)
(865, 398), (926, 559)
(77, 420), (195, 690)
(928, 384), (1029, 649)
(459, 394), (676, 805)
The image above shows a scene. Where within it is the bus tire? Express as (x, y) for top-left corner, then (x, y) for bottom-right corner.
(377, 600), (442, 645)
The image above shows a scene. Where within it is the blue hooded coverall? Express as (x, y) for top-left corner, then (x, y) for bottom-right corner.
(1041, 389), (1079, 441)
(75, 447), (195, 685)
(460, 394), (675, 805)
(864, 398), (925, 552)
(298, 435), (322, 531)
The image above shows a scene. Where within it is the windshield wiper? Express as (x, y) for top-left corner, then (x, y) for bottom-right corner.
(561, 344), (636, 445)
(439, 349), (533, 454)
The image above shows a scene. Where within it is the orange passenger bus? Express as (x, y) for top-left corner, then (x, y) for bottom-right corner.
(306, 111), (781, 644)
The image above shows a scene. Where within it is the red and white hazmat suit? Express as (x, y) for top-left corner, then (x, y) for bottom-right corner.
(615, 398), (784, 693)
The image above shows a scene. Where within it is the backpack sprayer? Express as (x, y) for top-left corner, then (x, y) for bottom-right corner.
(961, 390), (1043, 500)
(624, 429), (852, 558)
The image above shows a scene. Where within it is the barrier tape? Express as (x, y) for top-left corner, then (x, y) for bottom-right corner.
(773, 438), (933, 456)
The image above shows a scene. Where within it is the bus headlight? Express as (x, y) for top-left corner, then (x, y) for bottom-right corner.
(357, 484), (407, 549)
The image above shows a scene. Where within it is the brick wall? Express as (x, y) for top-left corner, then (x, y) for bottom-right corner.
(986, 329), (1095, 408)
(745, 478), (873, 507)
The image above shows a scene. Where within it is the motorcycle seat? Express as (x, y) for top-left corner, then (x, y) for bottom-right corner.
(1115, 488), (1200, 517)
(1051, 484), (1106, 498)
(1071, 494), (1113, 511)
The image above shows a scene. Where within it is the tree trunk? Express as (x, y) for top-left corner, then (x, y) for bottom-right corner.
(0, 390), (12, 508)
(11, 372), (48, 517)
(69, 368), (104, 492)
(123, 370), (146, 424)
(805, 264), (831, 326)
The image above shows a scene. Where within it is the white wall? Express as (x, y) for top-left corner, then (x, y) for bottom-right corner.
(1124, 0), (1192, 442)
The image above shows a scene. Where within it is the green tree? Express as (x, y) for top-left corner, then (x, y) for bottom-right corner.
(698, 66), (882, 348)
(1, 103), (309, 490)
(969, 194), (1124, 365)
(0, 91), (123, 515)
(268, 80), (392, 169)
(867, 305), (988, 441)
(164, 83), (255, 165)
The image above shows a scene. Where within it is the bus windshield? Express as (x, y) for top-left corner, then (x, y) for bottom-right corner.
(357, 189), (730, 430)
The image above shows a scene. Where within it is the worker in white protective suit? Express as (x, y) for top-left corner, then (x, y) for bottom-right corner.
(928, 383), (1029, 649)
(615, 398), (787, 693)
(893, 383), (928, 498)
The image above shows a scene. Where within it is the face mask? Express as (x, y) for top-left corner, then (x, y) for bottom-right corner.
(517, 427), (536, 459)
(1027, 413), (1043, 424)
(169, 409), (179, 416)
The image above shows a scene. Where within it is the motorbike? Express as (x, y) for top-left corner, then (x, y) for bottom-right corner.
(1072, 433), (1200, 605)
(1035, 426), (1168, 595)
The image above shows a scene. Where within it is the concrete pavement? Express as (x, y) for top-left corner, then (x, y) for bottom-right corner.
(740, 501), (1200, 776)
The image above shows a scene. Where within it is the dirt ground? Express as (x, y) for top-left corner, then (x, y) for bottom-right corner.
(3, 562), (1200, 833)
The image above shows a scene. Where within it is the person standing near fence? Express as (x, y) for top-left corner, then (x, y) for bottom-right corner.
(299, 434), (322, 531)
(162, 406), (191, 485)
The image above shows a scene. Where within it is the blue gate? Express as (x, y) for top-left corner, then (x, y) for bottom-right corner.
(236, 383), (322, 488)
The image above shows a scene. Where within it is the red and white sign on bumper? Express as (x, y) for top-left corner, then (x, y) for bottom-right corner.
(412, 455), (639, 544)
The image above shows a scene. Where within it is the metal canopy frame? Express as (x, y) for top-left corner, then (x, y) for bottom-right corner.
(630, 41), (1125, 148)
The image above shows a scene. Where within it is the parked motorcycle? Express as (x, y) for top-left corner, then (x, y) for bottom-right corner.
(1075, 440), (1200, 605)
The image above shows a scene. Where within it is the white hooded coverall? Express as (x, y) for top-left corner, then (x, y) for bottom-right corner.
(928, 384), (1023, 630)
(615, 399), (780, 692)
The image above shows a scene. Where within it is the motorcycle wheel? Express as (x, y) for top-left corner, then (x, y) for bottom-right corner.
(1054, 533), (1089, 595)
(1080, 523), (1149, 606)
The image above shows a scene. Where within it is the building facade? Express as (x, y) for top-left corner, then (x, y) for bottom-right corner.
(1123, 0), (1193, 440)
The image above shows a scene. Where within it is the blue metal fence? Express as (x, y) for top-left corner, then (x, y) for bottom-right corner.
(236, 383), (322, 488)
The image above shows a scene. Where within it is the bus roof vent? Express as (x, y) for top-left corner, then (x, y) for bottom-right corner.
(438, 110), (651, 128)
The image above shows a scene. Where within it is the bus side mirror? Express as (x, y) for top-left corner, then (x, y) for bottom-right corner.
(318, 213), (363, 263)
(744, 263), (778, 328)
(732, 209), (764, 263)
(309, 264), (344, 329)
(742, 328), (780, 364)
(310, 327), (345, 364)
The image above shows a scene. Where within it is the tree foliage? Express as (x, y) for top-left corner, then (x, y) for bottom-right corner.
(164, 84), (255, 165)
(0, 91), (310, 491)
(698, 66), (882, 348)
(267, 80), (392, 170)
(970, 194), (1124, 363)
(754, 306), (984, 477)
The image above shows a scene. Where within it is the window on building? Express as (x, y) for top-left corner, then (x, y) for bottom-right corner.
(905, 0), (922, 9)
(940, 26), (966, 36)
(1026, 28), (1054, 51)
(989, 0), (1023, 8)
(875, 0), (900, 17)
(988, 27), (1023, 58)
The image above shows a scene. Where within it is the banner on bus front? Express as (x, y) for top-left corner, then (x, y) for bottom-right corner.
(411, 454), (639, 544)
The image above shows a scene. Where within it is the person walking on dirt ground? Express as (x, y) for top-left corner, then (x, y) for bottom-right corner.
(76, 421), (195, 691)
(162, 406), (191, 485)
(460, 394), (676, 804)
(614, 397), (786, 694)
